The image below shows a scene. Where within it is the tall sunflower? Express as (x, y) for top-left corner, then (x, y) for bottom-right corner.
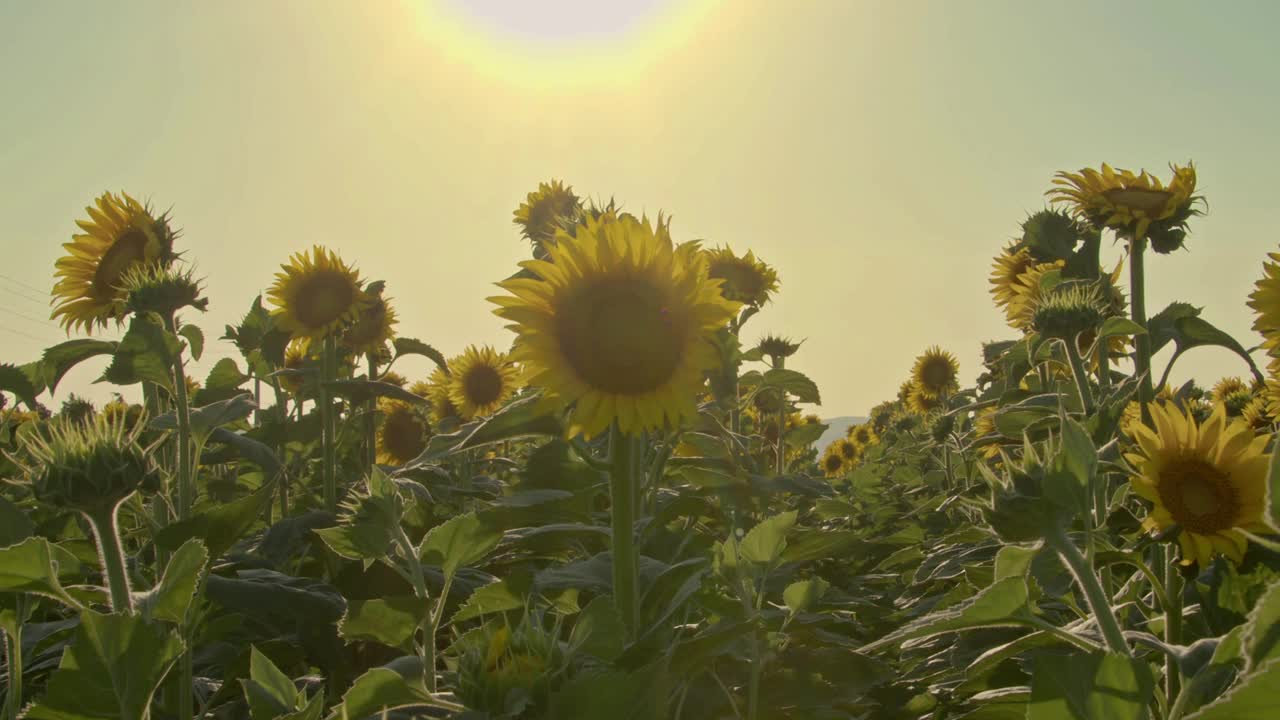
(1048, 162), (1200, 241)
(51, 191), (178, 334)
(908, 386), (944, 415)
(989, 243), (1037, 310)
(376, 398), (429, 466)
(278, 340), (311, 398)
(491, 213), (740, 438)
(911, 347), (959, 399)
(343, 286), (398, 355)
(448, 345), (521, 420)
(267, 246), (370, 340)
(513, 180), (582, 251)
(704, 247), (780, 307)
(1125, 403), (1270, 566)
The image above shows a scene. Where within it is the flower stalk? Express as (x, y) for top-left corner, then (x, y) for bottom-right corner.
(86, 502), (134, 613)
(1046, 523), (1129, 657)
(609, 423), (641, 637)
(320, 335), (338, 510)
(163, 313), (195, 520)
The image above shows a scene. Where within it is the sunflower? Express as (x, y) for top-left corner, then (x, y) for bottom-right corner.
(1048, 162), (1200, 241)
(343, 287), (398, 355)
(896, 381), (915, 404)
(513, 179), (581, 250)
(757, 335), (802, 365)
(278, 340), (312, 397)
(802, 414), (823, 426)
(820, 445), (846, 478)
(1125, 403), (1270, 566)
(1005, 261), (1063, 332)
(972, 407), (1002, 461)
(989, 244), (1037, 310)
(1239, 397), (1274, 433)
(911, 346), (960, 399)
(908, 386), (944, 415)
(380, 371), (408, 388)
(848, 423), (877, 449)
(704, 247), (780, 307)
(835, 438), (860, 463)
(51, 191), (178, 334)
(424, 367), (463, 426)
(376, 398), (429, 466)
(1249, 250), (1280, 357)
(491, 213), (740, 438)
(1211, 377), (1248, 403)
(267, 246), (370, 340)
(448, 345), (520, 420)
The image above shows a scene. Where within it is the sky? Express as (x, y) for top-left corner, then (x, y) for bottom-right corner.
(2, 0), (1279, 417)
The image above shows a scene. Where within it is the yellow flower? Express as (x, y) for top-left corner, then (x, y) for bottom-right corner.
(513, 179), (581, 249)
(704, 246), (780, 307)
(423, 366), (463, 426)
(908, 386), (944, 415)
(1048, 162), (1199, 241)
(1239, 397), (1274, 433)
(491, 213), (740, 438)
(448, 345), (520, 420)
(835, 438), (859, 463)
(1212, 377), (1248, 403)
(1005, 261), (1064, 332)
(1125, 403), (1270, 566)
(989, 244), (1037, 310)
(279, 340), (311, 397)
(911, 346), (959, 399)
(376, 398), (429, 466)
(1248, 250), (1280, 358)
(51, 191), (177, 334)
(973, 407), (1002, 461)
(380, 371), (408, 388)
(267, 246), (370, 340)
(342, 288), (398, 355)
(847, 423), (877, 449)
(820, 445), (846, 478)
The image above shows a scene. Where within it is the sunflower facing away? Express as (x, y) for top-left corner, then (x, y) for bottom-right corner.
(267, 246), (370, 340)
(376, 398), (429, 466)
(988, 243), (1038, 310)
(911, 346), (960, 399)
(514, 179), (582, 250)
(1248, 250), (1280, 358)
(448, 345), (521, 420)
(704, 246), (780, 308)
(1048, 162), (1200, 241)
(491, 213), (741, 438)
(1125, 402), (1270, 566)
(51, 191), (178, 334)
(343, 286), (398, 355)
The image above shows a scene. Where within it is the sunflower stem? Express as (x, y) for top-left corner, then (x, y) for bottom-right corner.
(609, 424), (641, 638)
(321, 335), (338, 510)
(394, 526), (434, 692)
(4, 596), (25, 720)
(365, 353), (378, 471)
(163, 314), (196, 520)
(1063, 337), (1095, 414)
(1046, 523), (1130, 657)
(1129, 235), (1154, 427)
(1164, 557), (1183, 708)
(85, 503), (134, 614)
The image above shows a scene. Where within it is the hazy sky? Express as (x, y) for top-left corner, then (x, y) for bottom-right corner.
(2, 0), (1278, 416)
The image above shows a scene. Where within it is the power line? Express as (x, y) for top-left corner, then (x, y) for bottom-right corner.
(0, 324), (61, 344)
(0, 283), (50, 308)
(0, 305), (62, 332)
(0, 273), (49, 296)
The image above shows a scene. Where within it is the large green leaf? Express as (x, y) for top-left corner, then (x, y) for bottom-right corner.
(178, 324), (204, 361)
(738, 510), (798, 565)
(339, 596), (423, 650)
(242, 645), (302, 720)
(1028, 651), (1154, 720)
(862, 578), (1032, 651)
(327, 661), (436, 720)
(207, 427), (284, 479)
(451, 578), (525, 624)
(156, 481), (277, 558)
(784, 577), (831, 615)
(760, 368), (821, 404)
(0, 495), (35, 547)
(1242, 580), (1280, 672)
(323, 380), (427, 406)
(0, 363), (39, 409)
(22, 610), (184, 720)
(97, 313), (181, 390)
(391, 338), (448, 372)
(1185, 658), (1280, 720)
(136, 539), (208, 625)
(151, 393), (257, 441)
(418, 512), (501, 578)
(38, 340), (117, 395)
(194, 357), (251, 405)
(0, 537), (81, 609)
(570, 595), (627, 661)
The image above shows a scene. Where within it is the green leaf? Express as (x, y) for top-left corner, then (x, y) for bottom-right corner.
(207, 427), (284, 479)
(571, 595), (627, 661)
(97, 313), (181, 390)
(1267, 449), (1280, 533)
(392, 337), (448, 372)
(152, 393), (257, 440)
(1028, 651), (1154, 720)
(0, 363), (39, 409)
(862, 578), (1031, 651)
(639, 559), (707, 635)
(784, 577), (831, 614)
(179, 324), (204, 361)
(315, 471), (403, 563)
(38, 340), (117, 395)
(1185, 658), (1280, 720)
(1096, 316), (1147, 339)
(739, 510), (798, 565)
(0, 537), (81, 608)
(323, 379), (427, 406)
(329, 662), (436, 720)
(1242, 580), (1280, 672)
(780, 530), (867, 564)
(1147, 301), (1201, 355)
(279, 691), (325, 720)
(195, 358), (251, 405)
(1044, 418), (1095, 518)
(418, 512), (501, 578)
(243, 645), (300, 720)
(548, 666), (661, 718)
(0, 495), (35, 547)
(760, 368), (821, 404)
(452, 579), (525, 623)
(22, 610), (184, 720)
(137, 538), (208, 625)
(994, 545), (1038, 581)
(156, 481), (277, 558)
(340, 596), (423, 650)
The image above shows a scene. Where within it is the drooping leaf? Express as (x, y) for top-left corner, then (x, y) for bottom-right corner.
(1185, 658), (1280, 720)
(760, 368), (821, 404)
(323, 379), (427, 406)
(1027, 651), (1154, 720)
(207, 427), (284, 479)
(97, 313), (181, 390)
(151, 392), (257, 440)
(179, 324), (204, 361)
(739, 511), (798, 565)
(392, 338), (448, 372)
(862, 578), (1032, 651)
(0, 363), (39, 409)
(38, 340), (117, 395)
(156, 481), (277, 558)
(0, 537), (81, 609)
(22, 610), (184, 720)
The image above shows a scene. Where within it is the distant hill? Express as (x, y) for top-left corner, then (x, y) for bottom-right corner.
(816, 416), (867, 451)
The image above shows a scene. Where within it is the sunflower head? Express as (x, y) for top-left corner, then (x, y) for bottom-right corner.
(1220, 389), (1255, 418)
(277, 340), (314, 397)
(342, 282), (398, 355)
(58, 394), (96, 426)
(1019, 208), (1090, 262)
(1248, 251), (1280, 357)
(1239, 397), (1274, 433)
(513, 179), (582, 253)
(849, 423), (877, 449)
(376, 398), (430, 466)
(119, 263), (207, 317)
(267, 246), (371, 340)
(869, 402), (895, 433)
(1125, 403), (1269, 566)
(448, 346), (520, 420)
(491, 212), (740, 438)
(835, 438), (859, 462)
(1047, 162), (1202, 242)
(802, 413), (823, 426)
(704, 246), (780, 308)
(911, 346), (960, 399)
(757, 334), (802, 367)
(820, 446), (846, 478)
(380, 371), (408, 388)
(908, 386), (945, 415)
(1030, 280), (1109, 341)
(424, 366), (464, 427)
(989, 244), (1038, 310)
(1005, 262), (1065, 332)
(100, 396), (143, 431)
(51, 191), (179, 334)
(973, 407), (1003, 461)
(22, 412), (154, 514)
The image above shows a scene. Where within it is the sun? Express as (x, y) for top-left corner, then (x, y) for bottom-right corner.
(410, 0), (720, 88)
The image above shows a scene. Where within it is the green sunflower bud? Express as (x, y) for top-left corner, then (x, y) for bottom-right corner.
(1147, 224), (1187, 254)
(22, 413), (153, 514)
(120, 263), (208, 317)
(1031, 281), (1108, 340)
(930, 413), (956, 443)
(456, 619), (567, 716)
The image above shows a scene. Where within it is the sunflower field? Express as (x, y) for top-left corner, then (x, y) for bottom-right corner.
(1, 166), (1279, 720)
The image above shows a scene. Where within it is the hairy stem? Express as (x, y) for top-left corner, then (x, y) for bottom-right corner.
(1047, 524), (1129, 657)
(1064, 337), (1095, 414)
(163, 314), (195, 520)
(1128, 235), (1154, 426)
(609, 424), (641, 637)
(86, 503), (133, 613)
